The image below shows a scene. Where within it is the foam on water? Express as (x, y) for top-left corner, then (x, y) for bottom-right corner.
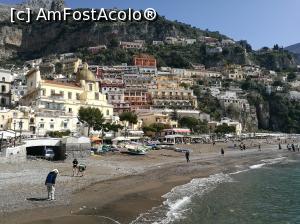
(130, 173), (233, 224)
(249, 163), (266, 169)
(250, 156), (287, 170)
(131, 156), (290, 224)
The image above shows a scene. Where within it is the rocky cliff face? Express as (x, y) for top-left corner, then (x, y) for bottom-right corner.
(19, 0), (65, 11)
(0, 26), (23, 59)
(0, 0), (65, 59)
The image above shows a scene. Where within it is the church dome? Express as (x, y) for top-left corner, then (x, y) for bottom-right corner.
(76, 63), (96, 82)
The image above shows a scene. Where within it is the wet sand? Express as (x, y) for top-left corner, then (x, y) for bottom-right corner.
(1, 142), (293, 224)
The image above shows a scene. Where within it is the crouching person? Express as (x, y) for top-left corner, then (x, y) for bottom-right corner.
(78, 164), (87, 177)
(45, 169), (59, 201)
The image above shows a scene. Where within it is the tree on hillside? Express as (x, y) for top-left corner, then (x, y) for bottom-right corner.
(170, 108), (179, 121)
(119, 112), (138, 136)
(273, 44), (279, 51)
(102, 123), (123, 138)
(78, 107), (105, 136)
(226, 104), (240, 120)
(119, 112), (138, 125)
(287, 72), (297, 82)
(178, 116), (199, 132)
(237, 40), (252, 52)
(143, 123), (170, 138)
(108, 37), (119, 48)
(215, 124), (236, 135)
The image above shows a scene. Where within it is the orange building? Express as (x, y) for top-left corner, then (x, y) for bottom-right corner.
(133, 54), (157, 68)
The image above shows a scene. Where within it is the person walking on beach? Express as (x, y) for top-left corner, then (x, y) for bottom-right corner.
(221, 148), (225, 156)
(292, 144), (295, 152)
(243, 144), (246, 151)
(278, 143), (282, 150)
(258, 144), (261, 151)
(45, 169), (59, 201)
(185, 150), (190, 163)
(72, 158), (78, 176)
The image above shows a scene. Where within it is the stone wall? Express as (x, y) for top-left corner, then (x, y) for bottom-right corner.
(0, 145), (26, 163)
(63, 143), (91, 159)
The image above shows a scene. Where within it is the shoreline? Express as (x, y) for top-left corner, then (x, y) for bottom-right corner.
(1, 144), (295, 224)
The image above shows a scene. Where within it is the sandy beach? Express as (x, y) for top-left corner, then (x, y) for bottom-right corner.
(0, 140), (297, 224)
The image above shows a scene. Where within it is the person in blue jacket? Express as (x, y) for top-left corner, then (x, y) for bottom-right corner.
(45, 169), (59, 200)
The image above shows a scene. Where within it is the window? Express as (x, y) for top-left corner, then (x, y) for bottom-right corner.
(42, 89), (46, 96)
(89, 84), (93, 91)
(2, 77), (5, 82)
(1, 98), (6, 105)
(50, 124), (54, 129)
(64, 123), (68, 128)
(60, 91), (64, 96)
(68, 92), (72, 99)
(95, 92), (99, 100)
(76, 93), (80, 100)
(106, 109), (110, 116)
(51, 90), (55, 95)
(39, 123), (44, 128)
(68, 108), (72, 113)
(1, 85), (6, 93)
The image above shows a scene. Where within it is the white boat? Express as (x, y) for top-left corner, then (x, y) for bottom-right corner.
(125, 143), (148, 155)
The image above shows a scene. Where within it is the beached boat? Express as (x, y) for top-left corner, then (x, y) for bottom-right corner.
(125, 143), (148, 155)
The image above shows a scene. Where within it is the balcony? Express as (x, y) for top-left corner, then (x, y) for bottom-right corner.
(49, 94), (65, 100)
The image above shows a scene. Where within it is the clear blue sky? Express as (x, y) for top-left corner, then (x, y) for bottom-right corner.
(2, 0), (300, 49)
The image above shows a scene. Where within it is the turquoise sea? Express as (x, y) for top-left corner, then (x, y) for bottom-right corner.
(132, 155), (300, 224)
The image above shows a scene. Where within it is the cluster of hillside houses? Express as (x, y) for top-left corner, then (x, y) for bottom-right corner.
(0, 42), (299, 139)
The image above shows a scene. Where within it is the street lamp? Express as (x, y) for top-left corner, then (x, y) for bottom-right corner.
(19, 119), (23, 143)
(13, 120), (16, 147)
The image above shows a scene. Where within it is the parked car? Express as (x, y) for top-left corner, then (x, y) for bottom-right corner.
(44, 148), (55, 160)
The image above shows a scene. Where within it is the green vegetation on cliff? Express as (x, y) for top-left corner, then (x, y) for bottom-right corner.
(241, 79), (300, 133)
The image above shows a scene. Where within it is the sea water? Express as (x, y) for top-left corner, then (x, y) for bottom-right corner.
(131, 155), (300, 224)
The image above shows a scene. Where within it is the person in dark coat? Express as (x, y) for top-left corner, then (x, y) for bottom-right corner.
(45, 169), (59, 200)
(221, 148), (225, 156)
(72, 158), (78, 176)
(185, 150), (190, 163)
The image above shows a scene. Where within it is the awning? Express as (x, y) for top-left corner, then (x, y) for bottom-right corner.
(165, 134), (185, 139)
(0, 130), (19, 139)
(90, 136), (102, 142)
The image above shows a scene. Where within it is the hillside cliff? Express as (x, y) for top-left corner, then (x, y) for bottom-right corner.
(0, 1), (297, 71)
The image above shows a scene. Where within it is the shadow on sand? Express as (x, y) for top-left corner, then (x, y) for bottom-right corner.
(26, 197), (49, 202)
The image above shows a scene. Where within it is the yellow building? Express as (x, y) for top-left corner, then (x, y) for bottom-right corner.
(20, 63), (114, 135)
(150, 75), (198, 109)
(137, 111), (177, 128)
(60, 58), (82, 74)
(0, 107), (31, 132)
